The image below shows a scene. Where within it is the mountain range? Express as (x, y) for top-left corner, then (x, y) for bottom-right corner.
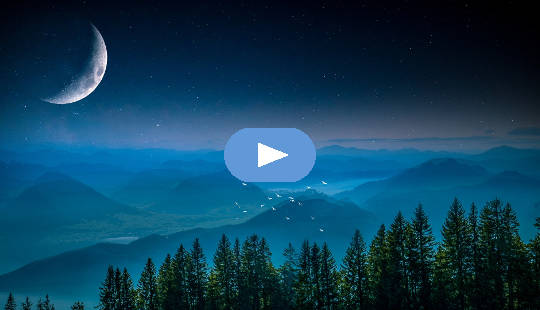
(0, 198), (378, 306)
(336, 158), (540, 240)
(1, 145), (539, 306)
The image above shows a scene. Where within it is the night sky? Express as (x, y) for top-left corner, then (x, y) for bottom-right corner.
(1, 1), (539, 151)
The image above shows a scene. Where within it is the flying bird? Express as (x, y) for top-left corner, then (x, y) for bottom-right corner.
(321, 180), (328, 185)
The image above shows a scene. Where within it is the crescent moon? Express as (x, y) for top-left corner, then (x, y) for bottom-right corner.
(42, 23), (107, 104)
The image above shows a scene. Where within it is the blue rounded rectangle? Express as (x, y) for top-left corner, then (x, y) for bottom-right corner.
(224, 128), (316, 182)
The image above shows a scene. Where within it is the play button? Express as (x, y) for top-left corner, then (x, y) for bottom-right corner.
(258, 143), (288, 167)
(224, 128), (316, 182)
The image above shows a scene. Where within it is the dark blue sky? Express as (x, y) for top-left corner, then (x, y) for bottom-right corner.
(1, 1), (539, 150)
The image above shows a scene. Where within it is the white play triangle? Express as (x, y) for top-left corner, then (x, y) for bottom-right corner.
(258, 143), (288, 167)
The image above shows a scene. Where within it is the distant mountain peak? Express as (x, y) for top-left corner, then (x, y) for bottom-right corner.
(475, 145), (540, 160)
(400, 157), (489, 178)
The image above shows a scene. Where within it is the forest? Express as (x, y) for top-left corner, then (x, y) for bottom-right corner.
(4, 198), (540, 310)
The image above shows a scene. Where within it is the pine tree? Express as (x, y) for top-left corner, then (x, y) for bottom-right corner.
(20, 297), (32, 310)
(310, 242), (322, 309)
(119, 268), (136, 310)
(231, 238), (242, 309)
(341, 229), (368, 309)
(367, 224), (388, 310)
(529, 217), (540, 307)
(408, 204), (435, 309)
(98, 266), (116, 310)
(258, 237), (280, 308)
(432, 247), (451, 310)
(239, 234), (269, 309)
(439, 198), (471, 310)
(468, 202), (482, 310)
(37, 295), (54, 310)
(170, 244), (190, 309)
(386, 212), (409, 310)
(188, 238), (207, 310)
(279, 242), (298, 309)
(157, 254), (176, 309)
(319, 243), (339, 309)
(478, 199), (505, 310)
(208, 234), (235, 309)
(500, 202), (533, 309)
(71, 301), (84, 310)
(114, 267), (122, 309)
(295, 240), (312, 309)
(137, 258), (158, 310)
(508, 232), (535, 309)
(4, 293), (15, 310)
(239, 235), (257, 308)
(501, 202), (519, 309)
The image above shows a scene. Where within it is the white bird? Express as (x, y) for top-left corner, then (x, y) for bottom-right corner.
(260, 204), (265, 208)
(321, 180), (328, 185)
(242, 182), (247, 186)
(242, 210), (248, 213)
(285, 216), (290, 221)
(310, 216), (315, 220)
(298, 201), (303, 206)
(234, 201), (239, 208)
(319, 228), (325, 232)
(288, 196), (294, 200)
(306, 186), (312, 189)
(267, 197), (273, 200)
(275, 193), (282, 198)
(272, 207), (276, 211)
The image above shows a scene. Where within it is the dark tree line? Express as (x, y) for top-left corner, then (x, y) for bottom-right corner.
(5, 199), (540, 309)
(3, 293), (62, 310)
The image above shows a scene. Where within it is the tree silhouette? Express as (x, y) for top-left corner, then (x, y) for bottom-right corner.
(137, 258), (158, 310)
(20, 297), (32, 310)
(438, 198), (471, 310)
(188, 238), (207, 310)
(3, 293), (15, 310)
(341, 229), (368, 309)
(98, 266), (116, 310)
(408, 204), (435, 310)
(386, 212), (409, 310)
(208, 234), (235, 309)
(279, 242), (298, 309)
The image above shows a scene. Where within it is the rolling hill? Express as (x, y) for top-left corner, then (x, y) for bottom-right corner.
(336, 158), (490, 204)
(0, 173), (141, 273)
(149, 170), (270, 215)
(112, 168), (196, 207)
